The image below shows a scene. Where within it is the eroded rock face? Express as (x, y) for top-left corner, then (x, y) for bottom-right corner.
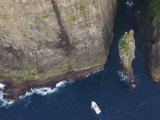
(140, 2), (160, 82)
(150, 41), (160, 81)
(118, 30), (135, 77)
(0, 0), (117, 80)
(142, 18), (160, 82)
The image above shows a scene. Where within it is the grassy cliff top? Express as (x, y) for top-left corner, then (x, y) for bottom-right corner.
(149, 0), (160, 17)
(119, 30), (134, 56)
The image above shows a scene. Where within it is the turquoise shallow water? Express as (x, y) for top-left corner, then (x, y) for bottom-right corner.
(1, 0), (160, 120)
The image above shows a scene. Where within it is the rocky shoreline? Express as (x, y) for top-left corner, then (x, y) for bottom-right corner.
(0, 65), (103, 100)
(0, 0), (118, 101)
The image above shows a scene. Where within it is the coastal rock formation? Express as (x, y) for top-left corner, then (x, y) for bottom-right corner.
(118, 30), (135, 78)
(0, 0), (118, 99)
(140, 0), (160, 82)
(141, 17), (160, 82)
(0, 0), (117, 81)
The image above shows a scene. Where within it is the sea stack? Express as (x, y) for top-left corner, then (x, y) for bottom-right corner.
(118, 30), (135, 79)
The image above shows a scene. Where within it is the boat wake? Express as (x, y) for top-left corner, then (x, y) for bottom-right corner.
(125, 0), (135, 7)
(135, 96), (160, 112)
(0, 81), (68, 108)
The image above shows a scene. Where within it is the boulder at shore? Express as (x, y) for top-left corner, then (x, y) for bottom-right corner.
(118, 30), (135, 78)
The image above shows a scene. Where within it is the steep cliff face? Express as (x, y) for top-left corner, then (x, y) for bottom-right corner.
(142, 18), (160, 82)
(0, 0), (117, 81)
(140, 0), (160, 82)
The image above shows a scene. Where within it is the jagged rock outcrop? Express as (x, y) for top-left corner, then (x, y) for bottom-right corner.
(140, 0), (160, 82)
(0, 0), (117, 81)
(118, 30), (135, 78)
(141, 17), (160, 82)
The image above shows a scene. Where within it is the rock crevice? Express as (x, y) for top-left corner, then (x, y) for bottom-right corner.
(51, 0), (73, 55)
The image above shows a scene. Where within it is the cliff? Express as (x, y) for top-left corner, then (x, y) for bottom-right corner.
(0, 0), (118, 99)
(140, 0), (160, 82)
(0, 0), (117, 81)
(118, 30), (135, 78)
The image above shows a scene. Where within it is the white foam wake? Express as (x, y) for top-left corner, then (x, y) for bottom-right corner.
(0, 81), (68, 108)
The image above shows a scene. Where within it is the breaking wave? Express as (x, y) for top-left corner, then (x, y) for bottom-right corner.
(20, 80), (68, 99)
(0, 81), (68, 108)
(85, 67), (104, 78)
(117, 70), (129, 82)
(0, 83), (15, 107)
(0, 67), (103, 108)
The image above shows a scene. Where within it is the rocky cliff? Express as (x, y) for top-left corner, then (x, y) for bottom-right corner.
(140, 0), (160, 82)
(118, 30), (135, 78)
(0, 0), (117, 81)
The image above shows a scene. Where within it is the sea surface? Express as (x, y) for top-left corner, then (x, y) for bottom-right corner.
(1, 0), (160, 120)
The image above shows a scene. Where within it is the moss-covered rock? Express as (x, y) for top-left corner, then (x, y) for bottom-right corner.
(149, 0), (160, 17)
(151, 71), (160, 82)
(119, 30), (135, 77)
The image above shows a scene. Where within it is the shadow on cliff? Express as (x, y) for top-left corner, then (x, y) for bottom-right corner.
(51, 0), (75, 56)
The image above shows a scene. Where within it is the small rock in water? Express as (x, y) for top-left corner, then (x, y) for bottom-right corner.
(132, 84), (136, 88)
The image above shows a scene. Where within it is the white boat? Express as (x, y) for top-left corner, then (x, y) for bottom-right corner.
(91, 101), (101, 115)
(126, 0), (134, 7)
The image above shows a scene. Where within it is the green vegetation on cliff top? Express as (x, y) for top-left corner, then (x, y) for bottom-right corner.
(118, 30), (135, 61)
(0, 14), (7, 19)
(0, 66), (39, 81)
(119, 32), (130, 56)
(149, 0), (160, 18)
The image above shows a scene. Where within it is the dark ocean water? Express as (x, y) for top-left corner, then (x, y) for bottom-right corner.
(1, 0), (160, 120)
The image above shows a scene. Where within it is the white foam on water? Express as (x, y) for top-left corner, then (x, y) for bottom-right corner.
(0, 83), (5, 90)
(25, 87), (57, 97)
(0, 83), (15, 107)
(117, 70), (129, 81)
(0, 98), (15, 108)
(0, 81), (68, 108)
(125, 0), (134, 7)
(56, 80), (67, 88)
(20, 80), (68, 99)
(85, 67), (104, 78)
(93, 67), (104, 74)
